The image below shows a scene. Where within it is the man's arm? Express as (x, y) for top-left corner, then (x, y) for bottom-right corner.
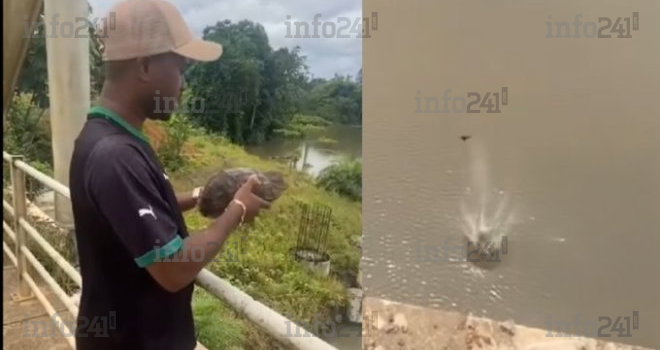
(176, 186), (202, 212)
(89, 146), (267, 293)
(147, 202), (243, 291)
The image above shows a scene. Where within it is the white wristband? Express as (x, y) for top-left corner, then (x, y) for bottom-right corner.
(192, 186), (203, 200)
(228, 199), (246, 225)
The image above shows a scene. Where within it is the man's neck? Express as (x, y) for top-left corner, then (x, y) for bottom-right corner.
(97, 87), (147, 130)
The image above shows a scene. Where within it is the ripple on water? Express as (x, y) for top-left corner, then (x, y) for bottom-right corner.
(460, 264), (486, 279)
(489, 289), (503, 301)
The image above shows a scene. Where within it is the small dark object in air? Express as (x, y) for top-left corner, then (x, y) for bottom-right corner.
(460, 135), (471, 142)
(197, 168), (288, 218)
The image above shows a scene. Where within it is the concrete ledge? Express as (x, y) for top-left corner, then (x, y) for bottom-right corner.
(362, 297), (655, 350)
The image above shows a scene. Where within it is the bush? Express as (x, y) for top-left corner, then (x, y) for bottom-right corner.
(3, 93), (52, 163)
(274, 114), (330, 140)
(3, 93), (54, 198)
(316, 159), (362, 201)
(157, 114), (196, 172)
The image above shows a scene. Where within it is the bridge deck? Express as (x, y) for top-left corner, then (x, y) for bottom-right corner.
(3, 253), (72, 350)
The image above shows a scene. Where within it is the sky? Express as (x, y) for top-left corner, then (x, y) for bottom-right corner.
(89, 0), (363, 79)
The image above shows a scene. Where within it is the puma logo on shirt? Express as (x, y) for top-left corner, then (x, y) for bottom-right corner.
(138, 205), (157, 220)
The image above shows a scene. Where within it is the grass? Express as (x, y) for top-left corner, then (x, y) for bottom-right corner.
(149, 122), (362, 350)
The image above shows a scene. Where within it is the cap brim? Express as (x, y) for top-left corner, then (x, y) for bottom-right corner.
(173, 39), (223, 62)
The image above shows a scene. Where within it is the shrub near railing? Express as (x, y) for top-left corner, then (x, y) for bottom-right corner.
(316, 159), (362, 202)
(3, 93), (54, 199)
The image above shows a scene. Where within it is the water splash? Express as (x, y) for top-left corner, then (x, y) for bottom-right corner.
(458, 139), (518, 260)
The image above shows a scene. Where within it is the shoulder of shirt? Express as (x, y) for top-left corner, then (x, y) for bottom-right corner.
(87, 134), (149, 169)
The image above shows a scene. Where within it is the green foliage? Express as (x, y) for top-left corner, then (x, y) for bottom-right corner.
(316, 159), (362, 201)
(3, 93), (53, 198)
(300, 74), (362, 125)
(274, 114), (330, 140)
(184, 20), (309, 146)
(157, 114), (196, 172)
(316, 137), (338, 146)
(192, 289), (246, 350)
(3, 93), (51, 161)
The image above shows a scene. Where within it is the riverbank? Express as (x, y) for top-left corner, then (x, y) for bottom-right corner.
(363, 297), (654, 350)
(159, 127), (362, 350)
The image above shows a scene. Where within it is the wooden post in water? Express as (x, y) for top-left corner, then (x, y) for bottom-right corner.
(43, 0), (90, 227)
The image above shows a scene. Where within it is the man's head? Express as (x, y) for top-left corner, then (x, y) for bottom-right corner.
(99, 0), (222, 121)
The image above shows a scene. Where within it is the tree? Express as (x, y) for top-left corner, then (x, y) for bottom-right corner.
(184, 20), (308, 145)
(299, 75), (362, 125)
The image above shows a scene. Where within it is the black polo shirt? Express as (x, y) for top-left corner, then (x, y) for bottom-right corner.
(69, 106), (196, 350)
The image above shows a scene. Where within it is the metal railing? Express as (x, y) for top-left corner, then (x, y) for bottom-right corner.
(2, 151), (339, 350)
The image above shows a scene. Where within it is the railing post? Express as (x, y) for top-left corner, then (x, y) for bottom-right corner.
(10, 154), (33, 300)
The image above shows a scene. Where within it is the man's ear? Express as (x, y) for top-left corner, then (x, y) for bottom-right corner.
(136, 57), (152, 82)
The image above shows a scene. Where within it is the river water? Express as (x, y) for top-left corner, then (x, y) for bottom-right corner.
(245, 125), (362, 177)
(362, 107), (660, 348)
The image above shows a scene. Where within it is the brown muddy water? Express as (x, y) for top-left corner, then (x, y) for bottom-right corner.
(362, 0), (660, 348)
(245, 125), (362, 177)
(362, 102), (660, 349)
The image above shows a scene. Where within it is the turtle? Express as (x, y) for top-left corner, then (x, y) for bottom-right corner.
(197, 168), (288, 218)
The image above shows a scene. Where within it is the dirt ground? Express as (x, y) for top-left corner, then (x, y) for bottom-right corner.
(361, 297), (654, 350)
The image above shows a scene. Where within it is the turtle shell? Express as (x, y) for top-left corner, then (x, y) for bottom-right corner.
(197, 168), (288, 218)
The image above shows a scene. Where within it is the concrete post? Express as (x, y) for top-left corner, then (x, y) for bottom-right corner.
(10, 155), (32, 299)
(43, 0), (90, 227)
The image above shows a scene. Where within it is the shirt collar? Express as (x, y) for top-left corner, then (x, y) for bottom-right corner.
(88, 105), (150, 145)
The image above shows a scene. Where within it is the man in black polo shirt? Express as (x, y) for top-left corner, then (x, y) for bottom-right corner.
(68, 1), (270, 349)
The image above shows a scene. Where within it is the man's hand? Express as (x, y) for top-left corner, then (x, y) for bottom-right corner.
(146, 175), (270, 293)
(232, 175), (271, 223)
